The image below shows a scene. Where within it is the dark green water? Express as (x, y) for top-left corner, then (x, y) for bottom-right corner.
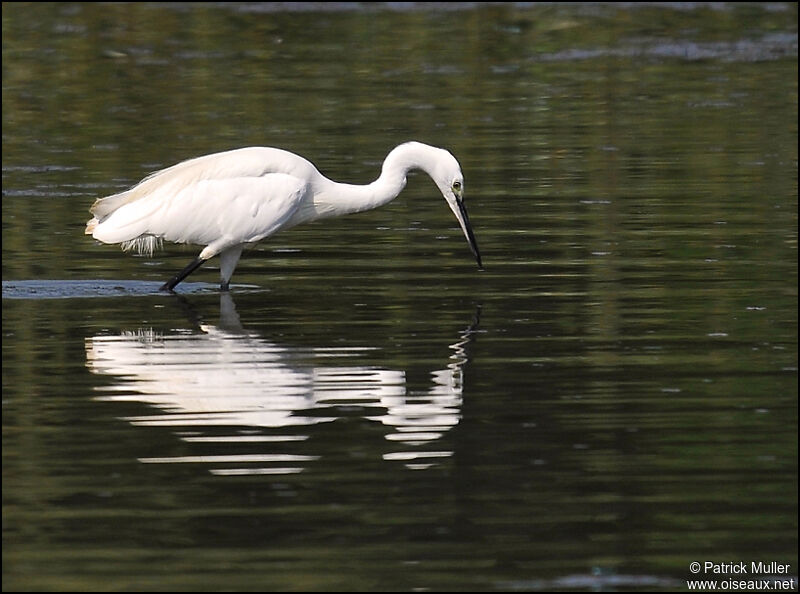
(3, 3), (797, 591)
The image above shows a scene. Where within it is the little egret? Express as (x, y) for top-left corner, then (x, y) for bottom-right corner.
(86, 142), (482, 291)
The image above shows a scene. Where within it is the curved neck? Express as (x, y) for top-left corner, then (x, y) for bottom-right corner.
(324, 142), (443, 216)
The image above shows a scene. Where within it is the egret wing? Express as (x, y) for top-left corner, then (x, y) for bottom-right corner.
(91, 173), (308, 255)
(88, 147), (321, 222)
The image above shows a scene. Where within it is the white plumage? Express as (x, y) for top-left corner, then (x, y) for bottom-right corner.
(86, 142), (481, 291)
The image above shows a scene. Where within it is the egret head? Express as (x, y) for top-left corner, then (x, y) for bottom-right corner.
(430, 148), (482, 269)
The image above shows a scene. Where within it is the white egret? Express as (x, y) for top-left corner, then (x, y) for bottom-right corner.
(86, 142), (482, 291)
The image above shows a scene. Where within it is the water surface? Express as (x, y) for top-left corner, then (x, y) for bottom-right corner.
(3, 2), (797, 591)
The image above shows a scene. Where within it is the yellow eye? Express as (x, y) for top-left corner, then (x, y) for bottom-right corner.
(452, 181), (462, 192)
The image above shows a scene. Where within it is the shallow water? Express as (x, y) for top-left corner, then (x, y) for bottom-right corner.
(2, 3), (797, 591)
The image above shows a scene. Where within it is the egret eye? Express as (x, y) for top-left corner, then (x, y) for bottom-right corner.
(452, 181), (462, 192)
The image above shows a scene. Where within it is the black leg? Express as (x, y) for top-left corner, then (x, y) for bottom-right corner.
(160, 257), (206, 292)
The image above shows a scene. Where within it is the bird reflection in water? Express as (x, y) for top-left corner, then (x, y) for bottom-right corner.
(85, 294), (480, 474)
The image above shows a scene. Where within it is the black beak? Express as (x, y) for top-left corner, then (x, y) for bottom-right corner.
(456, 197), (482, 269)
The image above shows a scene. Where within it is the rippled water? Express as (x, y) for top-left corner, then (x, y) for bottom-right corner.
(3, 3), (797, 591)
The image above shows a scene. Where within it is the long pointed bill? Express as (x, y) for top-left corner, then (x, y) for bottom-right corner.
(450, 196), (483, 269)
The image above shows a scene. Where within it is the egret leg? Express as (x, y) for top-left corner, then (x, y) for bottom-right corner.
(160, 256), (206, 292)
(219, 244), (244, 291)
